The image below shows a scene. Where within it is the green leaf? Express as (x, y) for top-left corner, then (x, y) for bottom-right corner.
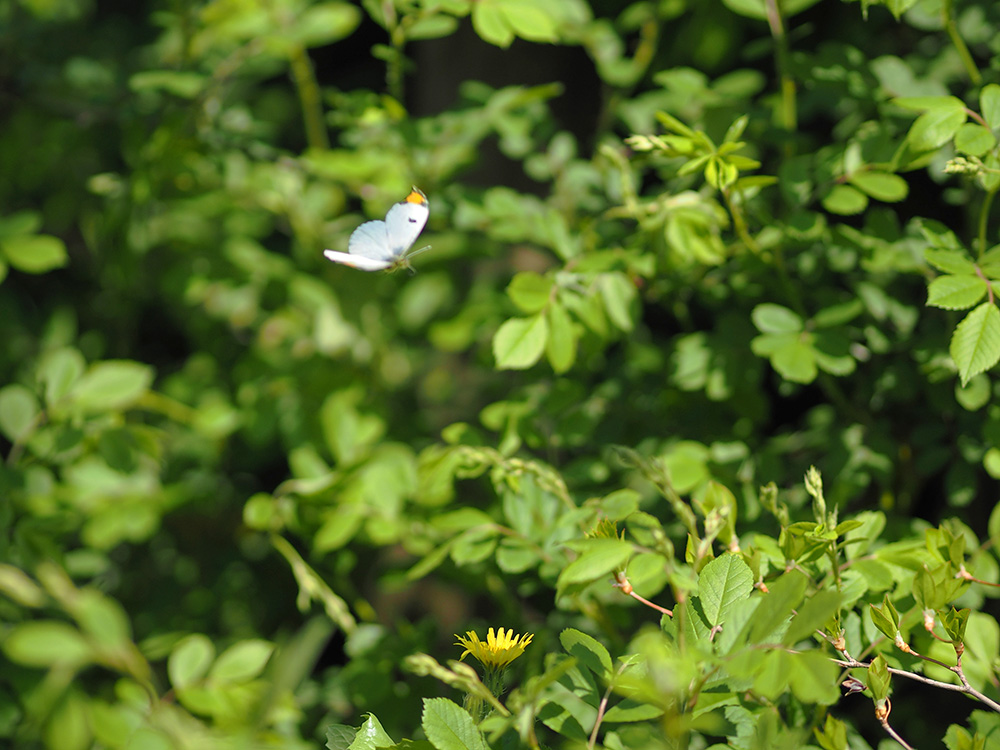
(814, 715), (849, 750)
(1, 234), (68, 273)
(507, 272), (553, 313)
(867, 654), (891, 701)
(545, 301), (576, 373)
(0, 384), (39, 442)
(747, 570), (807, 644)
(981, 84), (1000, 131)
(751, 303), (802, 334)
(0, 564), (45, 607)
(943, 607), (970, 642)
(209, 639), (274, 683)
(955, 374), (991, 411)
(326, 725), (357, 750)
(783, 590), (841, 645)
(129, 70), (206, 98)
(908, 107), (968, 151)
(721, 0), (821, 20)
(787, 650), (840, 705)
(925, 248), (976, 274)
(559, 628), (613, 678)
(2, 621), (94, 667)
(848, 171), (908, 202)
(499, 0), (559, 43)
(895, 95), (966, 112)
(320, 389), (384, 465)
(927, 275), (987, 310)
(821, 184), (868, 215)
(168, 635), (215, 689)
(471, 2), (513, 47)
(294, 2), (362, 47)
(751, 333), (818, 383)
(954, 123), (996, 157)
(67, 360), (154, 413)
(698, 554), (753, 627)
(990, 500), (1000, 554)
(912, 566), (942, 611)
(599, 273), (636, 332)
(557, 538), (632, 589)
(421, 697), (490, 750)
(347, 713), (395, 750)
(869, 598), (899, 640)
(493, 314), (547, 369)
(950, 302), (1000, 385)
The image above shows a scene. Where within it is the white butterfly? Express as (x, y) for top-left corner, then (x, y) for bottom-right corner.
(324, 187), (430, 271)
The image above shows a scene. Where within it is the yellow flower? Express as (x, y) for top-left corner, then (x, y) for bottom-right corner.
(455, 627), (533, 669)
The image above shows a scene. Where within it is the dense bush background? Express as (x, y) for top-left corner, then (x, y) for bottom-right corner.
(4, 0), (1000, 748)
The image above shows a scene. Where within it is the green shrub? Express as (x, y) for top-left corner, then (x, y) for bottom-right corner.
(3, 0), (1000, 748)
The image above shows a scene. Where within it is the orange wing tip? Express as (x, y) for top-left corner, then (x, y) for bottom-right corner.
(405, 187), (427, 204)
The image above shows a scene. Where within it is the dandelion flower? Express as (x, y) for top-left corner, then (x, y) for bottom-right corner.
(455, 627), (533, 669)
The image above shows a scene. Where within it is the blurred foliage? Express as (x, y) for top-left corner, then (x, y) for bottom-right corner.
(5, 0), (1000, 748)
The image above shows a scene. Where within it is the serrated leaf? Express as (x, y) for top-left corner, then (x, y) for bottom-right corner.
(348, 713), (394, 750)
(848, 171), (908, 202)
(926, 275), (987, 310)
(493, 314), (547, 369)
(326, 724), (357, 750)
(421, 697), (489, 750)
(924, 248), (975, 274)
(559, 628), (613, 678)
(950, 302), (1000, 385)
(699, 554), (753, 627)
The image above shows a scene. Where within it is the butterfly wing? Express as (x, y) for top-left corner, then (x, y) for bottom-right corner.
(383, 190), (429, 258)
(323, 249), (392, 271)
(347, 219), (394, 261)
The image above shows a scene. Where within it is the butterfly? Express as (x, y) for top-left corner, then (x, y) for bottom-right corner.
(323, 187), (430, 271)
